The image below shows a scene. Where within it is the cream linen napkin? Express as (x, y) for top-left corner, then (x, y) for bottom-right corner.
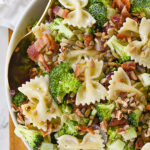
(0, 0), (32, 30)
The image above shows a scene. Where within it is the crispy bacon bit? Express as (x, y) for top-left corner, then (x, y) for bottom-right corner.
(127, 71), (138, 80)
(121, 6), (130, 18)
(84, 34), (93, 47)
(135, 138), (144, 149)
(40, 122), (52, 137)
(75, 62), (80, 78)
(113, 0), (130, 11)
(118, 127), (125, 133)
(117, 33), (128, 40)
(53, 5), (69, 18)
(28, 34), (59, 72)
(95, 38), (106, 52)
(121, 62), (136, 71)
(100, 120), (108, 132)
(75, 108), (84, 117)
(77, 125), (95, 135)
(109, 118), (128, 127)
(111, 14), (125, 27)
(146, 105), (150, 110)
(11, 104), (19, 112)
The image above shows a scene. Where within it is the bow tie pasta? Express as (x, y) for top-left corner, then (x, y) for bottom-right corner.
(141, 143), (150, 150)
(76, 59), (108, 105)
(124, 17), (150, 68)
(63, 9), (96, 28)
(66, 49), (98, 71)
(108, 67), (143, 101)
(118, 18), (139, 37)
(59, 0), (96, 28)
(58, 0), (88, 10)
(58, 131), (104, 150)
(18, 75), (62, 131)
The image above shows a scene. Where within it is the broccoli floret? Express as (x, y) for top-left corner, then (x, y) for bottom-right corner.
(131, 0), (150, 18)
(49, 18), (74, 42)
(107, 127), (122, 141)
(89, 0), (111, 6)
(49, 62), (81, 104)
(120, 127), (137, 141)
(89, 2), (107, 27)
(15, 125), (43, 149)
(107, 139), (126, 150)
(58, 119), (78, 137)
(41, 142), (58, 150)
(124, 144), (135, 150)
(128, 109), (142, 127)
(61, 103), (73, 114)
(107, 36), (130, 63)
(13, 92), (26, 107)
(96, 103), (115, 121)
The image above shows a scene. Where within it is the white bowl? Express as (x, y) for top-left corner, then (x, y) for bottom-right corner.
(5, 0), (49, 149)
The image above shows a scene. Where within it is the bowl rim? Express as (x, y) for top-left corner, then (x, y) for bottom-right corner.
(5, 0), (49, 149)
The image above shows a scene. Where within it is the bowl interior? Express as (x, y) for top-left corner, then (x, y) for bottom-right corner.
(5, 0), (49, 149)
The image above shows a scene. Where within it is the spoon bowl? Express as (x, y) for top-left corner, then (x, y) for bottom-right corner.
(5, 0), (54, 149)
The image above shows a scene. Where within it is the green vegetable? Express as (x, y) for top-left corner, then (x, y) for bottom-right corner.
(58, 119), (78, 136)
(13, 92), (26, 107)
(41, 142), (58, 150)
(107, 127), (122, 141)
(139, 73), (150, 87)
(107, 139), (126, 150)
(49, 18), (74, 42)
(89, 2), (107, 27)
(61, 103), (73, 114)
(128, 109), (142, 127)
(124, 144), (134, 150)
(120, 127), (137, 141)
(107, 36), (130, 63)
(131, 0), (150, 18)
(49, 62), (81, 104)
(96, 103), (115, 121)
(107, 7), (117, 19)
(79, 117), (90, 126)
(89, 0), (111, 6)
(15, 125), (43, 150)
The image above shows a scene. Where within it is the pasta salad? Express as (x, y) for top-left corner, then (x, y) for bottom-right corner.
(10, 0), (150, 149)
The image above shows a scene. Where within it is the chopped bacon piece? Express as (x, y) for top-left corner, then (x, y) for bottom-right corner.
(113, 0), (130, 11)
(109, 118), (128, 127)
(111, 14), (125, 27)
(75, 62), (80, 78)
(118, 127), (125, 133)
(77, 125), (95, 135)
(40, 122), (52, 137)
(100, 120), (108, 132)
(121, 6), (130, 18)
(84, 34), (93, 47)
(117, 33), (129, 40)
(146, 105), (150, 110)
(53, 5), (69, 18)
(28, 34), (59, 72)
(121, 62), (136, 71)
(122, 0), (130, 11)
(135, 138), (144, 149)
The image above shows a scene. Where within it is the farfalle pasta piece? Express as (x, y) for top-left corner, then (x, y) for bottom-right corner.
(32, 23), (50, 39)
(58, 131), (105, 150)
(125, 17), (150, 68)
(18, 75), (62, 131)
(66, 49), (98, 70)
(118, 18), (139, 37)
(63, 9), (96, 28)
(76, 59), (108, 105)
(141, 143), (150, 150)
(108, 67), (143, 100)
(58, 0), (88, 10)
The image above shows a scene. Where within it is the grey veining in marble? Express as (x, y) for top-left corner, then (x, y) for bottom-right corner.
(0, 27), (9, 150)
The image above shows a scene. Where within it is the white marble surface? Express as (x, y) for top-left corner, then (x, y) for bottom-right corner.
(0, 27), (9, 150)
